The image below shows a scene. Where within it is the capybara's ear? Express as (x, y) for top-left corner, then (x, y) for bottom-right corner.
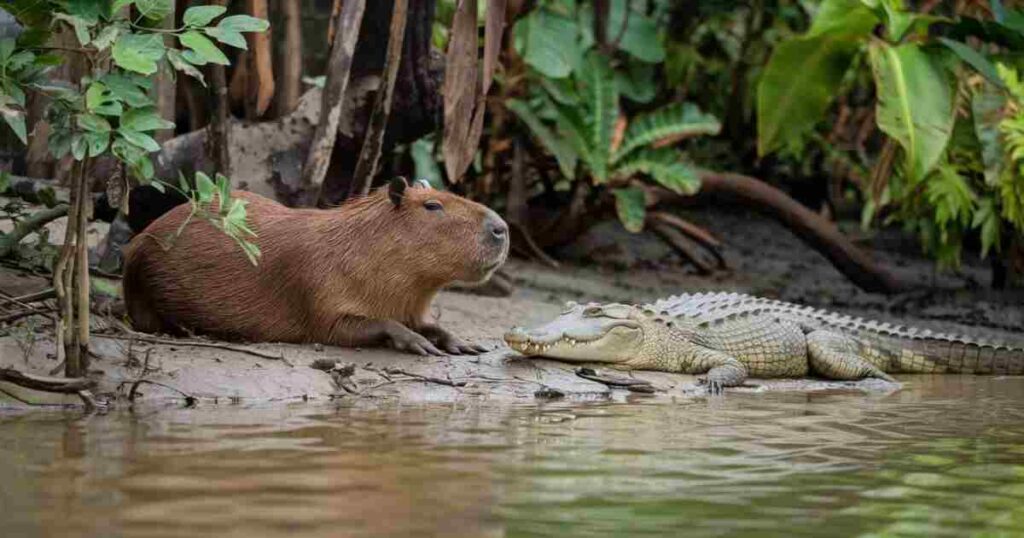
(389, 176), (409, 207)
(413, 178), (432, 190)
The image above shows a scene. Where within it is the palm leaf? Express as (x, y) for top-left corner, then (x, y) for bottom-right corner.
(613, 103), (721, 163)
(615, 148), (701, 195)
(507, 98), (578, 179)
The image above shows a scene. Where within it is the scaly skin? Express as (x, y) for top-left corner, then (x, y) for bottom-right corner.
(504, 292), (1024, 393)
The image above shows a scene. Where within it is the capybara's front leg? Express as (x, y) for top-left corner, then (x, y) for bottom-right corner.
(329, 315), (445, 356)
(418, 324), (490, 355)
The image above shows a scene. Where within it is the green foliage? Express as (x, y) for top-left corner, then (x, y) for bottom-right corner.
(757, 0), (1024, 269)
(510, 53), (720, 232)
(0, 1), (267, 265)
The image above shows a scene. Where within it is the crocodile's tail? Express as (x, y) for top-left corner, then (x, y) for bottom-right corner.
(879, 332), (1024, 375)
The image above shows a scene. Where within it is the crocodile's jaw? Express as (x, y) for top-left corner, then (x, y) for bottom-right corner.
(504, 322), (643, 363)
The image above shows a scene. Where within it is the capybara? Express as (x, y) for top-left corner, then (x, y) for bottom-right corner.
(121, 178), (509, 355)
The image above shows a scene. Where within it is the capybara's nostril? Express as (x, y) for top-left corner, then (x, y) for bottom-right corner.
(485, 217), (508, 244)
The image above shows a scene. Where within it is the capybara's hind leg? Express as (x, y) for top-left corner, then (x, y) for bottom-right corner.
(329, 315), (445, 356)
(418, 324), (490, 355)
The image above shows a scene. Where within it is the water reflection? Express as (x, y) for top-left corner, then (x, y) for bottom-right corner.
(2, 376), (1024, 537)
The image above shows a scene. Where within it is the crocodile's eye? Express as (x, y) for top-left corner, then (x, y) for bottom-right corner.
(424, 200), (444, 211)
(582, 306), (603, 317)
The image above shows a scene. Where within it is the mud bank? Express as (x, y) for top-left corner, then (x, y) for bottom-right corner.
(2, 205), (1023, 408)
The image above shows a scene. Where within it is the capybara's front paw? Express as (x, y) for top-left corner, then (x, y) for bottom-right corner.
(384, 322), (445, 356)
(419, 325), (491, 355)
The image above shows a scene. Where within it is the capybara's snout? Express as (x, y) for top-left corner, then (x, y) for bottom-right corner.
(480, 211), (510, 271)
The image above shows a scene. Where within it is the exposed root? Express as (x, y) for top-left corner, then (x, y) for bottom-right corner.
(648, 221), (717, 274)
(509, 220), (559, 268)
(647, 211), (727, 270)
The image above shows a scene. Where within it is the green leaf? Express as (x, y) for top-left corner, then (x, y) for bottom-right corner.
(100, 73), (152, 107)
(49, 131), (72, 159)
(613, 187), (646, 233)
(111, 0), (135, 12)
(217, 14), (269, 33)
(869, 42), (955, 182)
(1, 107), (26, 144)
(84, 131), (110, 157)
(121, 106), (174, 132)
(972, 84), (1007, 186)
(807, 0), (880, 38)
(77, 112), (111, 132)
(112, 33), (166, 75)
(194, 171), (216, 204)
(926, 163), (976, 227)
(0, 171), (8, 192)
(217, 173), (232, 209)
(615, 62), (656, 104)
(937, 38), (1005, 89)
(179, 31), (229, 66)
(183, 5), (227, 27)
(614, 103), (721, 162)
(150, 180), (166, 193)
(54, 13), (92, 46)
(71, 133), (87, 160)
(615, 149), (701, 195)
(578, 1), (665, 63)
(165, 49), (206, 86)
(410, 137), (444, 188)
(581, 53), (618, 182)
(178, 171), (190, 194)
(972, 197), (1002, 256)
(204, 27), (246, 49)
(92, 25), (120, 51)
(85, 82), (123, 116)
(507, 98), (578, 179)
(513, 7), (581, 78)
(117, 128), (161, 152)
(0, 39), (14, 64)
(136, 0), (173, 22)
(757, 35), (861, 157)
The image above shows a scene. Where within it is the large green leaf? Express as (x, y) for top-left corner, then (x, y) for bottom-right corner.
(112, 33), (165, 75)
(513, 7), (581, 78)
(580, 53), (618, 183)
(121, 106), (174, 132)
(217, 15), (269, 33)
(183, 5), (226, 27)
(615, 149), (700, 195)
(136, 0), (173, 22)
(614, 103), (720, 163)
(578, 0), (664, 63)
(757, 35), (861, 156)
(507, 98), (578, 179)
(613, 187), (646, 233)
(869, 42), (955, 182)
(549, 97), (595, 175)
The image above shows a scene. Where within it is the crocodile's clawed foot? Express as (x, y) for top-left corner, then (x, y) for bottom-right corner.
(697, 377), (725, 395)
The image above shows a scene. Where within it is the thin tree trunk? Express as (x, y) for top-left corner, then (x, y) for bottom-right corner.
(154, 3), (177, 143)
(276, 0), (303, 116)
(346, 0), (409, 200)
(206, 0), (231, 176)
(245, 0), (275, 119)
(301, 0), (366, 206)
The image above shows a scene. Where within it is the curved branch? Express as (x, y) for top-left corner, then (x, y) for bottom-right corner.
(0, 204), (69, 259)
(692, 170), (908, 294)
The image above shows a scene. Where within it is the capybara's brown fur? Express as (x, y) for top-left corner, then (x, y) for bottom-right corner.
(122, 180), (509, 355)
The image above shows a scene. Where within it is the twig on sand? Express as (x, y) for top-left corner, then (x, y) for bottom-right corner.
(94, 332), (294, 366)
(0, 305), (54, 324)
(0, 367), (101, 408)
(380, 366), (467, 387)
(0, 288), (57, 307)
(120, 378), (197, 406)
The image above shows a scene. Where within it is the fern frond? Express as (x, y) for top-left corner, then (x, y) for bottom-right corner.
(507, 98), (578, 179)
(613, 103), (721, 163)
(615, 148), (701, 195)
(579, 53), (618, 183)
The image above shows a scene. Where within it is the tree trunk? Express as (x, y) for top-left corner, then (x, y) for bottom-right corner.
(244, 0), (275, 119)
(275, 0), (303, 117)
(206, 0), (231, 177)
(153, 3), (177, 143)
(300, 0), (366, 206)
(346, 0), (409, 200)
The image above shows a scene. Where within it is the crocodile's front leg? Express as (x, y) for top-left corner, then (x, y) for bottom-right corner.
(806, 330), (895, 382)
(673, 345), (749, 394)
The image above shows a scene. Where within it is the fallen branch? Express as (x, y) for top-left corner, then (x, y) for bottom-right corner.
(648, 211), (727, 269)
(692, 170), (908, 294)
(119, 379), (196, 406)
(0, 288), (56, 307)
(0, 305), (53, 324)
(648, 221), (717, 274)
(93, 332), (294, 366)
(0, 204), (69, 259)
(0, 367), (95, 393)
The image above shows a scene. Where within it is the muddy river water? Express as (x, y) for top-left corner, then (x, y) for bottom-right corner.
(2, 376), (1024, 537)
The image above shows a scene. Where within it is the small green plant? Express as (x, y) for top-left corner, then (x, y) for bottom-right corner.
(509, 53), (721, 232)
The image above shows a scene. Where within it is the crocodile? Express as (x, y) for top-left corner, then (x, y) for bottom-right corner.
(504, 292), (1024, 393)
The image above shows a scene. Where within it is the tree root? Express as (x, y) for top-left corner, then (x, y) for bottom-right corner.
(689, 170), (908, 294)
(646, 211), (727, 272)
(93, 332), (295, 366)
(509, 220), (559, 268)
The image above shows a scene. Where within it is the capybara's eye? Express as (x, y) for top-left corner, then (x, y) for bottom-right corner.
(424, 200), (444, 211)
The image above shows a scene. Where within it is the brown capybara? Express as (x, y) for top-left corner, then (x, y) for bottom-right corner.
(121, 178), (509, 355)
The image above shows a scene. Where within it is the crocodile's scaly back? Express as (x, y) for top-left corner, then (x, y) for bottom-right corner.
(644, 292), (1024, 375)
